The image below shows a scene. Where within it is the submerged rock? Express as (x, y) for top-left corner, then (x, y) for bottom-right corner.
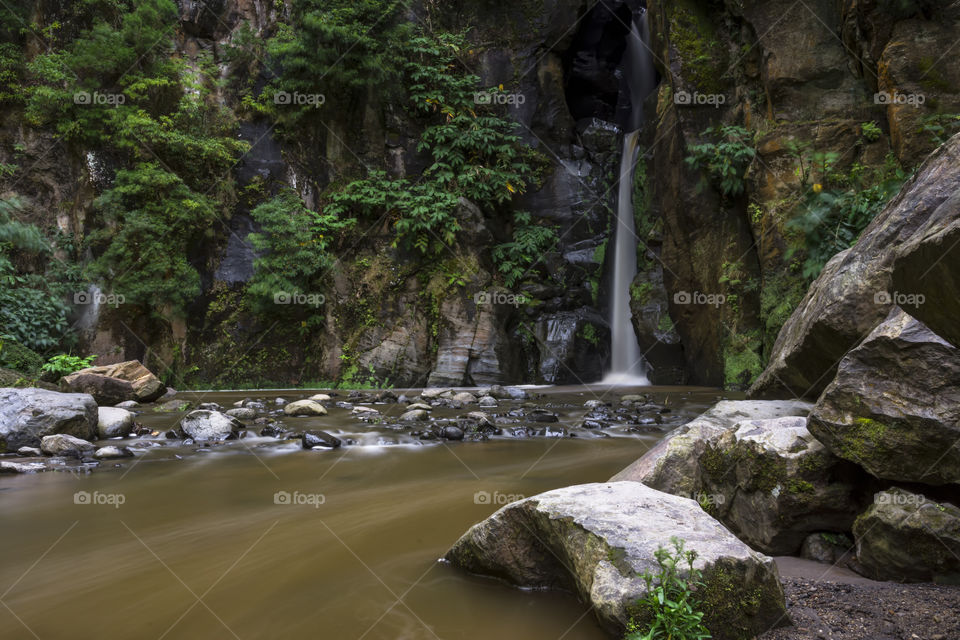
(809, 308), (960, 485)
(0, 460), (47, 474)
(178, 410), (241, 441)
(97, 407), (135, 438)
(0, 388), (98, 452)
(94, 445), (134, 459)
(283, 400), (328, 416)
(41, 433), (96, 457)
(399, 409), (429, 422)
(445, 482), (786, 638)
(225, 407), (256, 420)
(854, 488), (960, 583)
(301, 430), (342, 449)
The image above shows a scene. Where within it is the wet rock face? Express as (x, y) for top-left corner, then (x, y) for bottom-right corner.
(0, 388), (98, 452)
(854, 488), (960, 583)
(751, 133), (960, 399)
(445, 482), (787, 639)
(809, 308), (960, 486)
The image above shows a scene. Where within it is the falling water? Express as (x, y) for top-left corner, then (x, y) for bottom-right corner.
(603, 12), (658, 385)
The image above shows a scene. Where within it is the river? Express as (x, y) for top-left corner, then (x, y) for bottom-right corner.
(0, 386), (727, 639)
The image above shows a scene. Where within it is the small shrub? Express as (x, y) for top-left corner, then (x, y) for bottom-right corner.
(492, 212), (558, 287)
(40, 354), (97, 378)
(860, 121), (882, 143)
(685, 125), (755, 197)
(625, 538), (712, 640)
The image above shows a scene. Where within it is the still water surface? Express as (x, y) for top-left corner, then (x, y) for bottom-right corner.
(0, 386), (724, 640)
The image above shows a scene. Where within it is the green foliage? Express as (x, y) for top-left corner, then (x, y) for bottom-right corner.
(266, 0), (412, 121)
(492, 212), (558, 287)
(787, 154), (906, 279)
(247, 189), (356, 313)
(860, 121), (882, 143)
(0, 197), (72, 353)
(919, 113), (960, 147)
(40, 354), (97, 378)
(320, 30), (535, 257)
(87, 163), (217, 312)
(25, 0), (247, 316)
(625, 538), (712, 640)
(685, 126), (755, 197)
(0, 339), (44, 375)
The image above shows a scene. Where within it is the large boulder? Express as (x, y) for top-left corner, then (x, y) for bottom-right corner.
(97, 407), (135, 438)
(694, 417), (865, 554)
(61, 360), (164, 403)
(751, 134), (960, 399)
(853, 488), (960, 583)
(178, 410), (241, 441)
(445, 482), (786, 638)
(58, 373), (134, 406)
(0, 388), (98, 452)
(809, 308), (960, 486)
(892, 188), (960, 348)
(611, 400), (812, 495)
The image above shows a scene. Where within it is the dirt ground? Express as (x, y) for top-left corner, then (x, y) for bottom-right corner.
(759, 558), (960, 640)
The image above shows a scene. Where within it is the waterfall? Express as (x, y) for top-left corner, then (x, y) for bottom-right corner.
(603, 11), (658, 385)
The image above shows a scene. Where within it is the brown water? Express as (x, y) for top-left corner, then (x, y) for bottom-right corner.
(0, 386), (725, 640)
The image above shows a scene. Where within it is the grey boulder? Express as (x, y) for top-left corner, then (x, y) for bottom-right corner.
(445, 482), (786, 638)
(178, 410), (241, 441)
(0, 388), (98, 452)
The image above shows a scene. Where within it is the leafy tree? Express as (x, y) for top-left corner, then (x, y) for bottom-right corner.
(247, 189), (356, 312)
(86, 163), (218, 312)
(0, 197), (72, 352)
